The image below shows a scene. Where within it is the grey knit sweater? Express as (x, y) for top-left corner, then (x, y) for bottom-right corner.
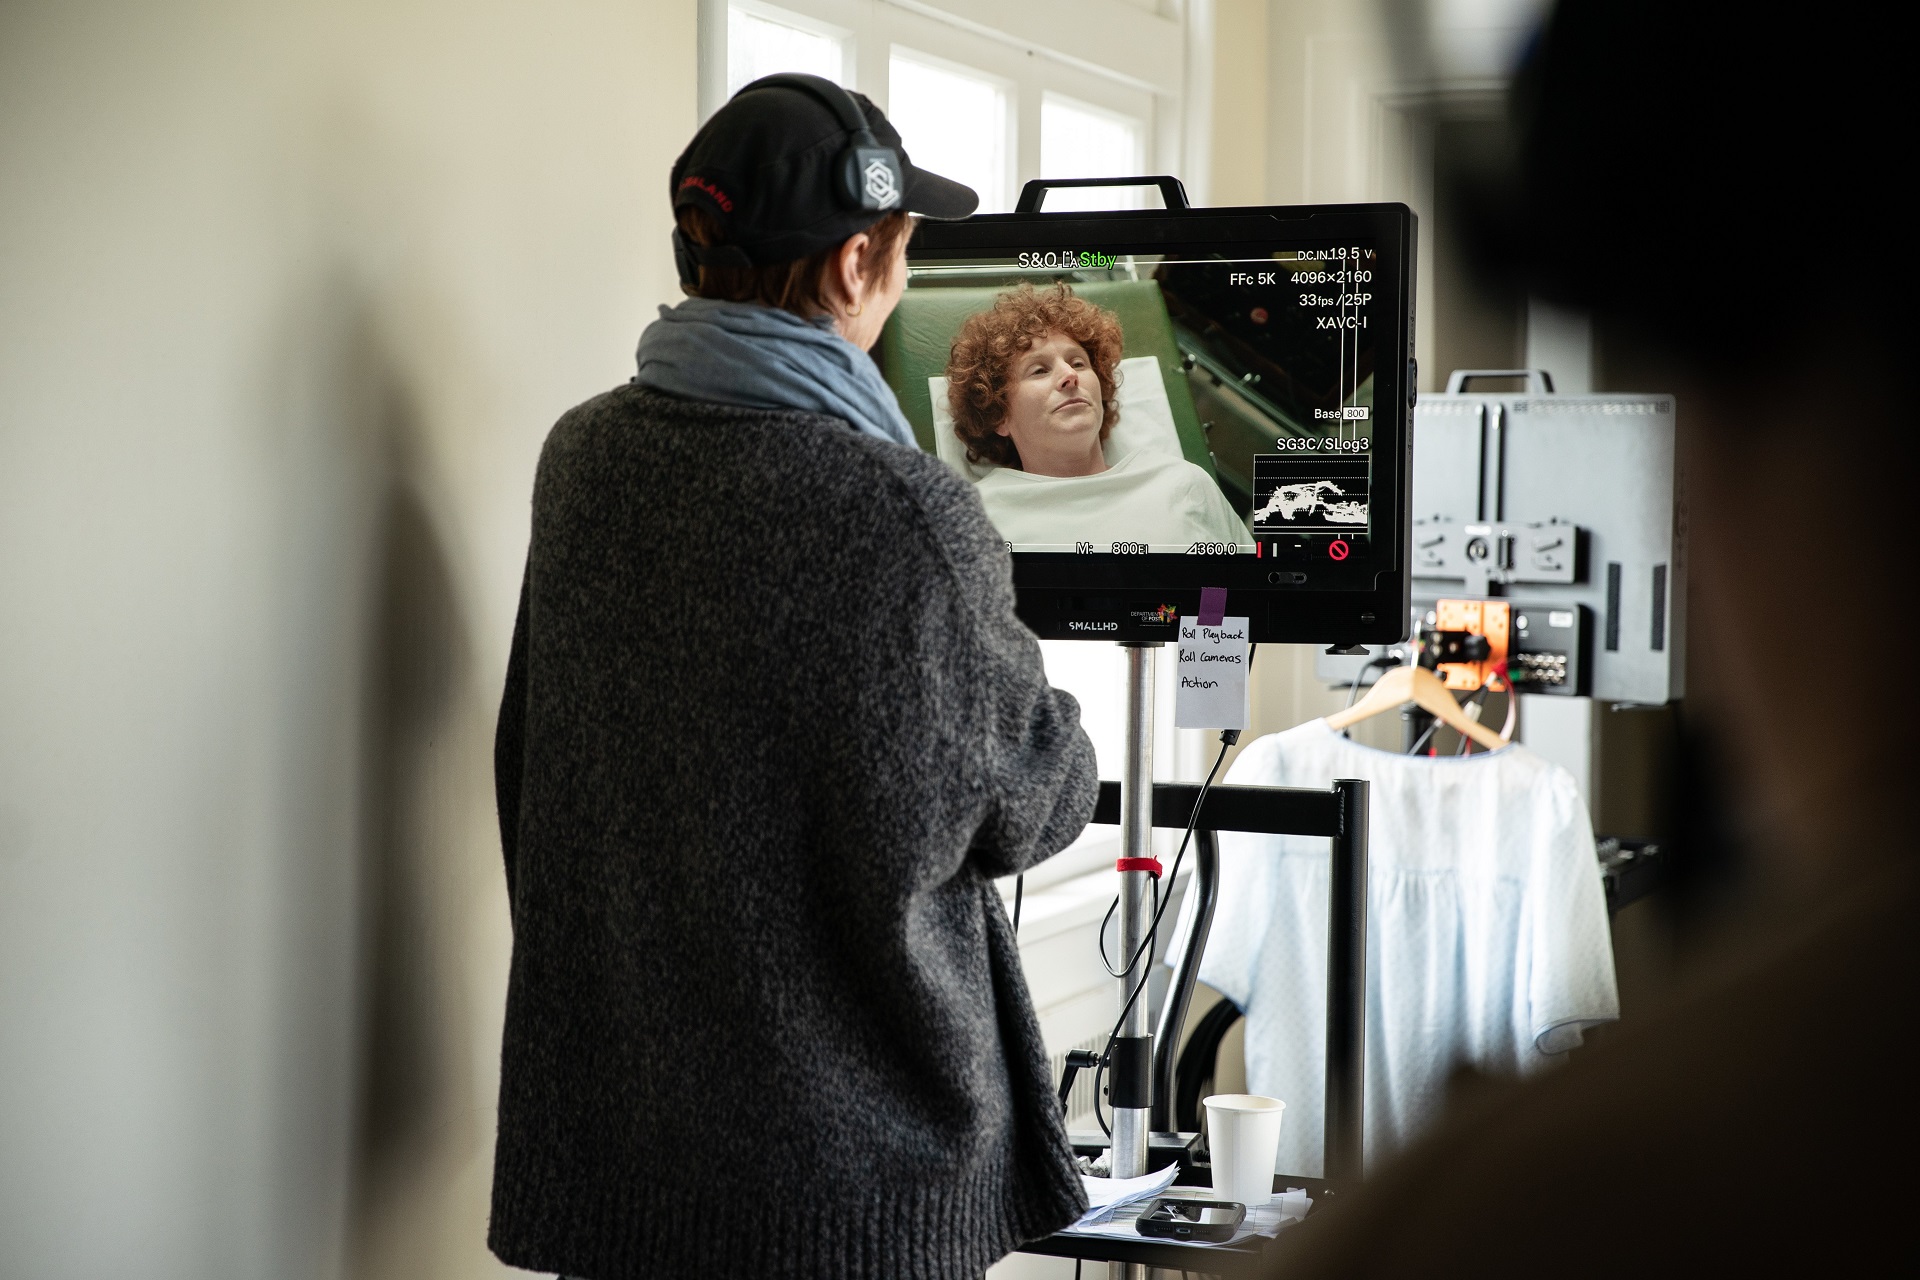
(490, 384), (1097, 1279)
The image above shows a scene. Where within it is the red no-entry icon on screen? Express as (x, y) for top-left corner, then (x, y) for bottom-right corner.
(1328, 539), (1351, 561)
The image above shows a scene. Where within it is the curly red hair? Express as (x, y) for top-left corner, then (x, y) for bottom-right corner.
(945, 283), (1124, 469)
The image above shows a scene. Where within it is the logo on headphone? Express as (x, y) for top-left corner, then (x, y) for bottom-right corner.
(862, 157), (900, 208)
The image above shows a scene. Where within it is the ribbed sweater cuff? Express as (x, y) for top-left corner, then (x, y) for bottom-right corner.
(489, 1151), (1087, 1280)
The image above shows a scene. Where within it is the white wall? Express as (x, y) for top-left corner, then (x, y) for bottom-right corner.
(0, 3), (696, 1277)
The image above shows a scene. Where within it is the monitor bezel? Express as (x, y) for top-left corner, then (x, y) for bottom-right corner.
(905, 201), (1416, 646)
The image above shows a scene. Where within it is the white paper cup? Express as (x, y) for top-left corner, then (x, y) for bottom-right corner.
(1204, 1094), (1286, 1207)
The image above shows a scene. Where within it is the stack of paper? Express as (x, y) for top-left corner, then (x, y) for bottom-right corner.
(1062, 1184), (1316, 1247)
(1069, 1163), (1183, 1230)
(1268, 1187), (1312, 1228)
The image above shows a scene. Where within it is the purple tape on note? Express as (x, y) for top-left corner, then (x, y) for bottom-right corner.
(1198, 587), (1227, 627)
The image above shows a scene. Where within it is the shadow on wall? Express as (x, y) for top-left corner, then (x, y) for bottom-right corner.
(357, 480), (470, 1200)
(345, 343), (508, 1280)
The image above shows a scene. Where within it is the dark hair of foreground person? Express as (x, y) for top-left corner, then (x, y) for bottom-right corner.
(1268, 2), (1918, 1274)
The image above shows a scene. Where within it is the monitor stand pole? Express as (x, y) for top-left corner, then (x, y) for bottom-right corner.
(1111, 642), (1160, 1280)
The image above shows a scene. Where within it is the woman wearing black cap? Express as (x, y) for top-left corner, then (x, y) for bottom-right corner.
(487, 75), (1097, 1280)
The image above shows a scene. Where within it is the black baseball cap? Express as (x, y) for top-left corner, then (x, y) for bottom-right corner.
(670, 74), (978, 269)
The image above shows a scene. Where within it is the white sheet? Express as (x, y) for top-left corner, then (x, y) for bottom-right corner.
(970, 446), (1249, 548)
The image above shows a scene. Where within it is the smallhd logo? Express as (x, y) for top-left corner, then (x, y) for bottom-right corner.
(863, 158), (900, 208)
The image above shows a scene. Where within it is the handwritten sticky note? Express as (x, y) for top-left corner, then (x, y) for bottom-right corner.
(1175, 616), (1250, 730)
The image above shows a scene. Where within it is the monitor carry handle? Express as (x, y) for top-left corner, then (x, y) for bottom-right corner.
(1014, 175), (1192, 213)
(1445, 368), (1556, 394)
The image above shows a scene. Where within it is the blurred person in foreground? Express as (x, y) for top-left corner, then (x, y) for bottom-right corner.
(1276, 2), (1917, 1273)
(489, 75), (1096, 1280)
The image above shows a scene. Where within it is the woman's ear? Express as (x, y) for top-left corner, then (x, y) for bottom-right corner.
(834, 231), (873, 311)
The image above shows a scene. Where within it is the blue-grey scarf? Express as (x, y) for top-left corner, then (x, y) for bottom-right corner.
(633, 297), (916, 448)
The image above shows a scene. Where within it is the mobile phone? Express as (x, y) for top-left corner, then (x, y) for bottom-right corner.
(1134, 1197), (1247, 1243)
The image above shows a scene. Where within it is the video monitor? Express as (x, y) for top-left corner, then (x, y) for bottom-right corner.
(877, 200), (1415, 644)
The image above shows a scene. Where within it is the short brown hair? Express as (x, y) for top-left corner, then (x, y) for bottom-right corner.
(945, 283), (1124, 469)
(677, 206), (913, 319)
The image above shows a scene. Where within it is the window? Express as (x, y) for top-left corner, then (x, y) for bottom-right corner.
(705, 1), (1175, 212)
(726, 1), (847, 98)
(886, 50), (1011, 213)
(1040, 93), (1149, 210)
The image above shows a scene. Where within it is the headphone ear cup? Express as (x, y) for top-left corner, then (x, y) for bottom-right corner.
(837, 147), (865, 209)
(671, 228), (700, 288)
(848, 146), (904, 211)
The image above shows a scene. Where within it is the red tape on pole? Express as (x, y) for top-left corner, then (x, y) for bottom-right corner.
(1115, 857), (1163, 877)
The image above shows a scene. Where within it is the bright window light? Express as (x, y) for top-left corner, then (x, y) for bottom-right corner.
(727, 4), (847, 99)
(887, 51), (1010, 213)
(1040, 641), (1126, 783)
(1040, 94), (1148, 211)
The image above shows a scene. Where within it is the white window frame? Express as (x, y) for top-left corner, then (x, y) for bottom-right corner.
(885, 43), (1017, 216)
(724, 0), (855, 98)
(1038, 88), (1152, 207)
(700, 0), (1206, 208)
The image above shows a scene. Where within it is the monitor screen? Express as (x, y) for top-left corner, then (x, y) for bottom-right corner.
(878, 203), (1414, 644)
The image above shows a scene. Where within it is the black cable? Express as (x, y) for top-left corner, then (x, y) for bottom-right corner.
(1336, 652), (1400, 743)
(1097, 644), (1261, 978)
(1455, 685), (1491, 755)
(1098, 894), (1124, 977)
(1174, 998), (1242, 1132)
(1012, 874), (1023, 936)
(1087, 644), (1258, 1139)
(1342, 671), (1366, 713)
(1406, 682), (1491, 756)
(1343, 653), (1395, 713)
(1091, 729), (1236, 1138)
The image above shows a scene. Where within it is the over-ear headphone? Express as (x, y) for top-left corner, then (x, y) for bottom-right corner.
(738, 73), (905, 213)
(672, 73), (908, 287)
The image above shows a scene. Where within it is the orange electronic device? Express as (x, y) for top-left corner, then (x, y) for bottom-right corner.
(1430, 598), (1509, 692)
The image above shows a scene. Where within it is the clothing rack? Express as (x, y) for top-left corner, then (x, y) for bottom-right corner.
(1093, 777), (1372, 1188)
(1020, 776), (1370, 1276)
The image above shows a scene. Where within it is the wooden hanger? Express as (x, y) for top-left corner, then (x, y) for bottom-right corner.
(1322, 664), (1510, 752)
